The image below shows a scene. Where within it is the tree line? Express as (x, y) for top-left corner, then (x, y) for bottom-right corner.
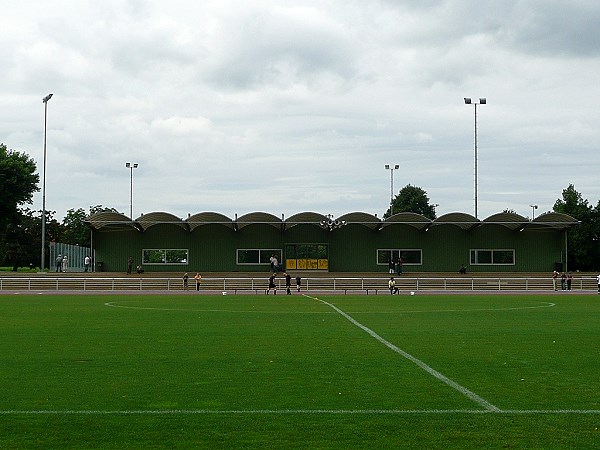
(1, 142), (599, 271)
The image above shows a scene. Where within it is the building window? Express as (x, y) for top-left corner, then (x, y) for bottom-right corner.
(142, 249), (188, 265)
(470, 249), (515, 265)
(237, 249), (282, 265)
(377, 249), (422, 265)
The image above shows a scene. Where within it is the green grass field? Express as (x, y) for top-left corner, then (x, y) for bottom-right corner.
(1, 292), (599, 449)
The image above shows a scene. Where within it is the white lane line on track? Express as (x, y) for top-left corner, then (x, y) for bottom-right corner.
(304, 294), (501, 413)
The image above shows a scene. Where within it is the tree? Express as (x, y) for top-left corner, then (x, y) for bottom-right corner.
(62, 208), (90, 246)
(384, 184), (437, 220)
(553, 184), (600, 270)
(1, 207), (64, 270)
(0, 143), (39, 234)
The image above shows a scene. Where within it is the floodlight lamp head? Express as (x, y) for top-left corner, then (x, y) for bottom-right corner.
(133, 163), (138, 168)
(394, 164), (399, 169)
(479, 98), (487, 104)
(126, 162), (131, 168)
(464, 97), (472, 104)
(43, 93), (53, 103)
(385, 164), (390, 169)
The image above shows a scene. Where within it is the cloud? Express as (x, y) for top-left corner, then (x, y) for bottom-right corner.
(1, 0), (600, 222)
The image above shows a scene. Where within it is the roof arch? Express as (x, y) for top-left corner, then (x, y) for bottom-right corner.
(482, 212), (529, 230)
(381, 212), (431, 230)
(285, 212), (329, 230)
(531, 212), (579, 230)
(136, 212), (188, 231)
(236, 212), (282, 230)
(337, 212), (381, 230)
(433, 212), (480, 230)
(187, 212), (234, 231)
(85, 211), (138, 231)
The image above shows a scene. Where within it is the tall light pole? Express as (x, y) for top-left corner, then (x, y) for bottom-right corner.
(464, 97), (486, 218)
(125, 162), (138, 219)
(530, 204), (538, 220)
(40, 93), (53, 271)
(384, 164), (400, 216)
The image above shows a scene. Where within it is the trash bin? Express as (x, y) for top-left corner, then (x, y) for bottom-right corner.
(96, 261), (104, 272)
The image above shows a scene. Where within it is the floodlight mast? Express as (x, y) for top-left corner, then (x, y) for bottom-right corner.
(40, 93), (53, 271)
(384, 164), (400, 216)
(530, 204), (538, 220)
(125, 162), (139, 219)
(464, 97), (486, 218)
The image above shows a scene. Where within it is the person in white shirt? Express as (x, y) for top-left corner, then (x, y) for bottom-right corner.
(388, 277), (399, 295)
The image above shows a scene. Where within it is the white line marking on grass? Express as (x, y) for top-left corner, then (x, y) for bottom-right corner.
(304, 294), (501, 413)
(355, 302), (556, 314)
(104, 301), (555, 315)
(1, 409), (599, 415)
(104, 301), (332, 314)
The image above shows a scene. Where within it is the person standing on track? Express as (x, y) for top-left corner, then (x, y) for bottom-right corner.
(267, 273), (277, 295)
(194, 272), (202, 291)
(284, 272), (292, 295)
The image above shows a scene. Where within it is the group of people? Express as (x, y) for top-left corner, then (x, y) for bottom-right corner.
(55, 255), (68, 272)
(182, 272), (202, 291)
(387, 257), (403, 275)
(552, 270), (575, 291)
(54, 254), (92, 272)
(267, 272), (301, 295)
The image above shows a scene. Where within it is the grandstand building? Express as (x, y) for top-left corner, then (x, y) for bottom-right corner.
(85, 211), (577, 273)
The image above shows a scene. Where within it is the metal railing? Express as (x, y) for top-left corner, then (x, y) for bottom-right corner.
(1, 276), (597, 293)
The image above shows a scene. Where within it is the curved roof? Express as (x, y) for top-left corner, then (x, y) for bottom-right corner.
(482, 212), (529, 231)
(381, 212), (431, 230)
(337, 212), (381, 230)
(136, 212), (188, 231)
(285, 212), (329, 230)
(433, 212), (480, 230)
(236, 212), (282, 230)
(187, 212), (234, 231)
(85, 210), (579, 233)
(85, 211), (137, 231)
(531, 212), (579, 230)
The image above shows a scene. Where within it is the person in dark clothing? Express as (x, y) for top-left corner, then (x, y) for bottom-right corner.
(267, 273), (277, 295)
(284, 272), (292, 295)
(296, 276), (301, 292)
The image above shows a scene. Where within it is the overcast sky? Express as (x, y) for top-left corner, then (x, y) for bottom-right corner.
(2, 0), (599, 221)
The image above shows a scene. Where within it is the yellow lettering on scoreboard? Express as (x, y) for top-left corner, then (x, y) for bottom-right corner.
(286, 258), (329, 270)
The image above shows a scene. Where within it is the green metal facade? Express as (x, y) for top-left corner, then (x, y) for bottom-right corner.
(91, 221), (566, 273)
